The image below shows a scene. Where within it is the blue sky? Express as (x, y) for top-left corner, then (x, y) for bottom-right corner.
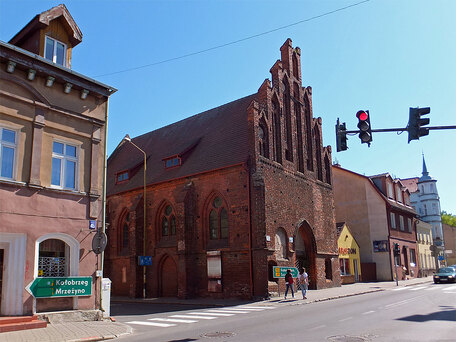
(1, 0), (455, 214)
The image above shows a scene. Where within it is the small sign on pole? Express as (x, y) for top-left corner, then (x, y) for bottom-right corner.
(138, 256), (152, 266)
(26, 277), (92, 298)
(272, 266), (298, 278)
(89, 220), (97, 230)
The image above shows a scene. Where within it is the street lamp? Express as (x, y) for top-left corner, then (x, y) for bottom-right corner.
(122, 134), (147, 298)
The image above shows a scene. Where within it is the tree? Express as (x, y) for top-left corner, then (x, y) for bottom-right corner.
(441, 211), (456, 227)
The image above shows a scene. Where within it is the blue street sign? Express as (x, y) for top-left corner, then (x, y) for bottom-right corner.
(438, 255), (444, 261)
(138, 256), (152, 266)
(89, 220), (97, 230)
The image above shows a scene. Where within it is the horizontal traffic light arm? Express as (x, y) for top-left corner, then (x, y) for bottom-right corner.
(343, 125), (456, 134)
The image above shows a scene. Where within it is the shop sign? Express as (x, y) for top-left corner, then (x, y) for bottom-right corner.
(26, 277), (92, 298)
(373, 240), (389, 252)
(339, 247), (357, 255)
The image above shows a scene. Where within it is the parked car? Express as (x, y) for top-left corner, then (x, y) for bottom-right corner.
(433, 267), (456, 283)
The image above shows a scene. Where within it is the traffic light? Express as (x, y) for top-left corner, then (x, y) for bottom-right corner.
(335, 118), (348, 152)
(407, 107), (430, 142)
(356, 110), (372, 144)
(393, 243), (400, 256)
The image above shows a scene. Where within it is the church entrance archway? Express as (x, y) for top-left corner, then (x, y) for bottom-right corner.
(159, 255), (178, 297)
(295, 222), (317, 289)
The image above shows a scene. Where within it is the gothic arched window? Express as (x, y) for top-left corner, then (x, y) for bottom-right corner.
(258, 121), (269, 158)
(272, 97), (282, 164)
(118, 210), (130, 255)
(292, 54), (299, 79)
(304, 95), (313, 171)
(209, 196), (228, 240)
(161, 204), (176, 236)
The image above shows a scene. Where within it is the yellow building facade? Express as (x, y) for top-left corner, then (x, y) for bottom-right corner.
(337, 223), (362, 284)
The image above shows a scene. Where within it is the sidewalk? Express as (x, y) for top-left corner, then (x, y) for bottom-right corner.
(1, 276), (433, 342)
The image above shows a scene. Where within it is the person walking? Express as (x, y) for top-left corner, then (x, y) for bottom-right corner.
(284, 269), (294, 299)
(297, 267), (309, 299)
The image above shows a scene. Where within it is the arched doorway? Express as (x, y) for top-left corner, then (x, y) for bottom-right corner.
(160, 255), (178, 297)
(295, 221), (317, 289)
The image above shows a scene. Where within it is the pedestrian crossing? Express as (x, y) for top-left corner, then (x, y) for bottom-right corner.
(126, 305), (276, 329)
(392, 284), (456, 293)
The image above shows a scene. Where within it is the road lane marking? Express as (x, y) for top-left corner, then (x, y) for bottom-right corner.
(150, 318), (197, 323)
(384, 295), (425, 309)
(444, 285), (456, 291)
(338, 317), (352, 322)
(170, 314), (217, 320)
(127, 321), (176, 327)
(362, 311), (375, 315)
(392, 287), (408, 291)
(309, 324), (326, 331)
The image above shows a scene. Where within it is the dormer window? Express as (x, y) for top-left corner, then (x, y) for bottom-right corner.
(116, 171), (129, 184)
(164, 156), (181, 169)
(45, 36), (66, 66)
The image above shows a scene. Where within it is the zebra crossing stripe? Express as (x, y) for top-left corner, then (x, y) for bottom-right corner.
(150, 318), (197, 323)
(239, 306), (276, 309)
(444, 285), (456, 291)
(392, 287), (407, 291)
(409, 286), (427, 291)
(170, 314), (217, 320)
(187, 312), (234, 317)
(424, 286), (439, 290)
(127, 321), (176, 327)
(220, 308), (264, 311)
(206, 309), (250, 314)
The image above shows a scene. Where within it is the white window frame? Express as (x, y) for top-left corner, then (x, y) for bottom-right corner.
(51, 140), (79, 190)
(44, 36), (67, 66)
(0, 127), (17, 180)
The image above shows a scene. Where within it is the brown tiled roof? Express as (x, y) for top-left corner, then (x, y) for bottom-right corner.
(401, 177), (419, 193)
(107, 94), (256, 196)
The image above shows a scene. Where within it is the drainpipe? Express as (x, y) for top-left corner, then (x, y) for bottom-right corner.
(100, 98), (109, 313)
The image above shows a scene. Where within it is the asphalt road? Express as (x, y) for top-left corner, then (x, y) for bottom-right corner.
(112, 282), (456, 342)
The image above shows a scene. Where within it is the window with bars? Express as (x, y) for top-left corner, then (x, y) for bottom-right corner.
(38, 239), (68, 277)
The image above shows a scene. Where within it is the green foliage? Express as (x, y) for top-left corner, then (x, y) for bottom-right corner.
(441, 211), (456, 227)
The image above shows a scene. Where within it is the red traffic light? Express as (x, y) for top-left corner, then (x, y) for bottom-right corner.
(356, 110), (368, 121)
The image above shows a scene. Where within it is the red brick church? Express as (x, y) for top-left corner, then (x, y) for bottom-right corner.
(105, 39), (340, 299)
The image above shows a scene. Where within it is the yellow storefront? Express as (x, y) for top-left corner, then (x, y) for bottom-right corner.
(337, 223), (362, 284)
